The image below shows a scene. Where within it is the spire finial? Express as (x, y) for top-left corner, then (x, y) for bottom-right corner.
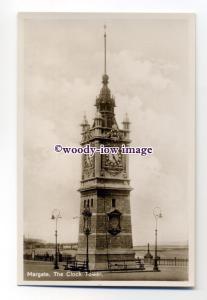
(104, 24), (107, 75)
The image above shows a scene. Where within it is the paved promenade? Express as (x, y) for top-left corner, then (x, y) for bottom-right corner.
(24, 260), (188, 282)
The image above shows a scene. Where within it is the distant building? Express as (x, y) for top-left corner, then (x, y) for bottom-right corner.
(24, 238), (78, 252)
(23, 237), (44, 250)
(61, 243), (78, 250)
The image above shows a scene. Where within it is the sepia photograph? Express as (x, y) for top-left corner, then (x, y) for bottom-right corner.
(18, 13), (195, 287)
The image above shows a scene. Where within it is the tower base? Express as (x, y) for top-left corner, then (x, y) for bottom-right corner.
(76, 250), (137, 271)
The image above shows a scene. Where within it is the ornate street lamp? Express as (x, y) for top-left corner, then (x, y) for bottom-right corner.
(51, 209), (61, 270)
(82, 206), (92, 273)
(153, 207), (162, 272)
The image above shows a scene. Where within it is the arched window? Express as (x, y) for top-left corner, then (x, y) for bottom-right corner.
(91, 198), (93, 207)
(112, 198), (116, 208)
(87, 199), (89, 207)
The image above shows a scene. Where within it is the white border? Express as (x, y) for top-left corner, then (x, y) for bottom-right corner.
(17, 12), (195, 288)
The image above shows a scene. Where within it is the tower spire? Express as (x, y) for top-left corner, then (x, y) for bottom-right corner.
(104, 24), (107, 75)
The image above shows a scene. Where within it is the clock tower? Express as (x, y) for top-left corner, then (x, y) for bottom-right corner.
(76, 28), (136, 270)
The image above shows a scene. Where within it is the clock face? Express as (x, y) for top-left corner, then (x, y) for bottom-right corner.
(105, 152), (122, 167)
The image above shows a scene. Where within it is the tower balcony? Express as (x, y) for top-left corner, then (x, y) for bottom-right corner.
(78, 177), (133, 193)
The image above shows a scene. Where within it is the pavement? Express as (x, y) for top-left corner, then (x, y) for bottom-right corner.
(23, 260), (188, 282)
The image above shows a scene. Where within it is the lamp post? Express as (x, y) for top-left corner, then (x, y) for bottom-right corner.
(153, 207), (162, 272)
(82, 206), (92, 273)
(51, 209), (61, 270)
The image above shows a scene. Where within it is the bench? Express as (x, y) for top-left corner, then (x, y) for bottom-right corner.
(64, 262), (87, 271)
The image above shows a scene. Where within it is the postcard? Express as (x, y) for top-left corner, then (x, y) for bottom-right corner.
(18, 13), (195, 287)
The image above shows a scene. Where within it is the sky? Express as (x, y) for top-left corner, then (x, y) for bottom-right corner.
(22, 13), (194, 246)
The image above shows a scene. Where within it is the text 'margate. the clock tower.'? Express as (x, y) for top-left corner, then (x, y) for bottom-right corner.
(76, 27), (136, 270)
